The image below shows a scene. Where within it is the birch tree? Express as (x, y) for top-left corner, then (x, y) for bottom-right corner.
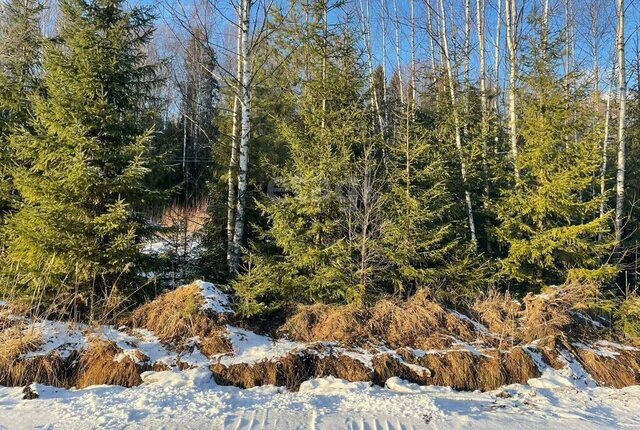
(615, 0), (626, 242)
(438, 0), (477, 242)
(230, 0), (252, 272)
(226, 14), (242, 270)
(506, 0), (519, 180)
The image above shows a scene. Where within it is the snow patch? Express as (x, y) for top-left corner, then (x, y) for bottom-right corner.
(299, 376), (372, 394)
(193, 280), (234, 315)
(216, 326), (304, 366)
(20, 320), (88, 360)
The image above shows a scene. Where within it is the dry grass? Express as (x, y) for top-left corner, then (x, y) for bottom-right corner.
(502, 346), (541, 384)
(473, 290), (520, 340)
(315, 353), (372, 382)
(573, 346), (640, 388)
(154, 198), (210, 236)
(126, 284), (232, 356)
(521, 291), (572, 342)
(281, 291), (477, 349)
(0, 326), (69, 387)
(75, 339), (147, 388)
(211, 351), (317, 390)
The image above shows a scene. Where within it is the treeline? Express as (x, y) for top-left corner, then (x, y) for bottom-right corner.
(1, 0), (640, 333)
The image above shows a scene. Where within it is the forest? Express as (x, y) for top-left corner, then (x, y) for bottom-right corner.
(1, 0), (640, 340)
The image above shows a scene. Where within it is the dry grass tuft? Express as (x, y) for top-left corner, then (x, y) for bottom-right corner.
(0, 326), (69, 387)
(473, 290), (520, 339)
(315, 353), (372, 382)
(281, 291), (477, 349)
(126, 284), (232, 356)
(502, 346), (541, 384)
(281, 304), (369, 345)
(573, 344), (640, 388)
(211, 351), (317, 390)
(75, 339), (148, 388)
(521, 291), (572, 342)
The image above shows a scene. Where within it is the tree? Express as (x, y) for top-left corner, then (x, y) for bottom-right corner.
(615, 0), (626, 242)
(381, 105), (485, 301)
(495, 25), (615, 290)
(179, 27), (219, 200)
(3, 0), (159, 311)
(0, 0), (43, 248)
(233, 14), (368, 315)
(506, 0), (519, 180)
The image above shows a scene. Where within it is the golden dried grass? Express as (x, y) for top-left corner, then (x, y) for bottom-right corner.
(75, 339), (147, 388)
(127, 284), (232, 356)
(281, 291), (477, 349)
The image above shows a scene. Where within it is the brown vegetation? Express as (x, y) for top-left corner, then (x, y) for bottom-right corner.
(573, 344), (640, 388)
(281, 291), (476, 349)
(126, 284), (232, 356)
(74, 339), (149, 388)
(0, 326), (70, 387)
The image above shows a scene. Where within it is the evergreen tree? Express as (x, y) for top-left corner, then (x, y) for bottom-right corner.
(495, 26), (616, 291)
(2, 0), (159, 310)
(381, 107), (486, 301)
(0, 0), (43, 248)
(233, 7), (369, 315)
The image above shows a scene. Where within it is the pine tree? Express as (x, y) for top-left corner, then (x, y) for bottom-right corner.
(495, 25), (616, 290)
(0, 0), (43, 247)
(2, 0), (159, 310)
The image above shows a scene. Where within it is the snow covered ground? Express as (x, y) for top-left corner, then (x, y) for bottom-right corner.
(1, 369), (639, 429)
(3, 283), (640, 429)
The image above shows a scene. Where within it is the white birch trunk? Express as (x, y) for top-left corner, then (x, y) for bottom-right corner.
(359, 0), (384, 131)
(439, 0), (477, 243)
(493, 0), (502, 114)
(600, 69), (615, 218)
(506, 0), (519, 180)
(231, 0), (252, 272)
(227, 11), (243, 271)
(615, 0), (626, 242)
(393, 0), (404, 104)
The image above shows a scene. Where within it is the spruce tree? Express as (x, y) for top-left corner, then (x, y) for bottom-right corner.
(495, 26), (615, 290)
(0, 0), (43, 247)
(233, 10), (369, 315)
(3, 0), (158, 309)
(381, 108), (485, 300)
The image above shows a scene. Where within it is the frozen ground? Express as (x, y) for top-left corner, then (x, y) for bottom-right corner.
(2, 284), (640, 429)
(1, 369), (639, 430)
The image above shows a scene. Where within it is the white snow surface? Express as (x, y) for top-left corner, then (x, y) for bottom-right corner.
(1, 369), (640, 429)
(216, 326), (304, 366)
(193, 280), (234, 315)
(3, 285), (640, 429)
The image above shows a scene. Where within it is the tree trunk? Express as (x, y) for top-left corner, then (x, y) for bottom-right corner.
(359, 0), (384, 132)
(230, 0), (252, 273)
(506, 0), (519, 181)
(493, 0), (502, 114)
(393, 0), (404, 104)
(615, 0), (626, 242)
(542, 0), (550, 58)
(227, 11), (243, 272)
(439, 0), (477, 243)
(601, 68), (615, 218)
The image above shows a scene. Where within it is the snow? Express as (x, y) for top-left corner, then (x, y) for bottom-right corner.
(20, 320), (88, 360)
(99, 327), (177, 367)
(3, 285), (640, 429)
(2, 372), (640, 429)
(215, 326), (304, 366)
(299, 376), (372, 394)
(193, 280), (234, 315)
